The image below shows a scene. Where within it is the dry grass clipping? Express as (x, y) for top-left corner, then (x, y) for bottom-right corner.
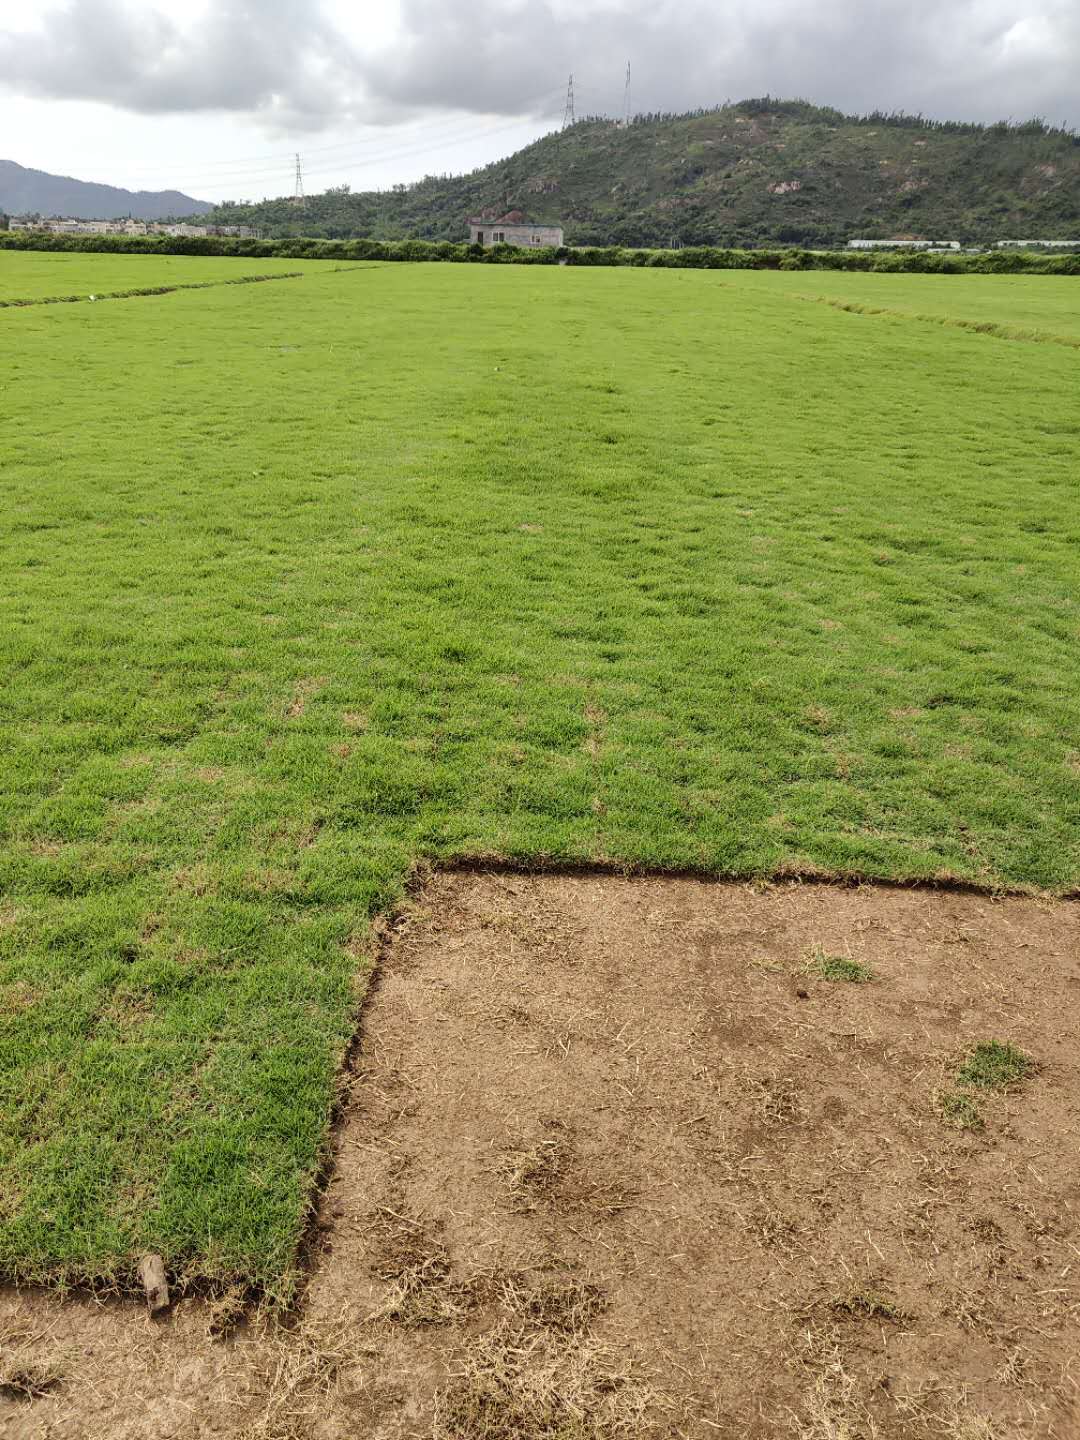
(496, 1123), (635, 1217)
(0, 1359), (61, 1401)
(499, 1275), (608, 1334)
(0, 1323), (62, 1401)
(206, 1283), (249, 1340)
(941, 1406), (1000, 1440)
(364, 1205), (477, 1327)
(434, 1323), (668, 1440)
(433, 1265), (670, 1439)
(792, 1321), (872, 1440)
(745, 1202), (799, 1254)
(746, 1071), (803, 1125)
(245, 1315), (364, 1440)
(496, 1130), (574, 1210)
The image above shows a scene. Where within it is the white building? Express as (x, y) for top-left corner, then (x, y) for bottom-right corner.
(7, 218), (259, 240)
(49, 219), (114, 234)
(468, 212), (564, 248)
(996, 239), (1080, 250)
(847, 239), (961, 251)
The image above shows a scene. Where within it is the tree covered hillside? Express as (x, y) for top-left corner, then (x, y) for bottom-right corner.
(202, 100), (1080, 248)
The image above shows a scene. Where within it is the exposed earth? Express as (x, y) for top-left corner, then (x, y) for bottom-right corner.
(3, 872), (1078, 1438)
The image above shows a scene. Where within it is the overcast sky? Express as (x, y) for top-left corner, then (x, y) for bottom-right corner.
(0, 0), (1077, 203)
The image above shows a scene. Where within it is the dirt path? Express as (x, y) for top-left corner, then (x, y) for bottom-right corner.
(3, 874), (1078, 1438)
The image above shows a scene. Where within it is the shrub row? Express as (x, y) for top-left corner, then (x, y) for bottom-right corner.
(2, 231), (1078, 275)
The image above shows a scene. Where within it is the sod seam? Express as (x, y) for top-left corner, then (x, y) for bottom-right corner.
(0, 271), (307, 309)
(792, 291), (1080, 349)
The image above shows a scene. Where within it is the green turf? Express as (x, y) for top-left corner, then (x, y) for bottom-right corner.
(736, 270), (1080, 345)
(1, 257), (1077, 1297)
(806, 949), (873, 984)
(956, 1040), (1032, 1090)
(938, 1039), (1033, 1131)
(0, 250), (321, 302)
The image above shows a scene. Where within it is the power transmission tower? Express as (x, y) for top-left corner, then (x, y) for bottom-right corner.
(622, 61), (631, 127)
(563, 74), (575, 129)
(291, 153), (305, 207)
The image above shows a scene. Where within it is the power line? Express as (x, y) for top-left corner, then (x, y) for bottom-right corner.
(110, 78), (653, 199)
(164, 110), (566, 197)
(124, 114), (559, 195)
(301, 115), (557, 185)
(119, 86), (570, 186)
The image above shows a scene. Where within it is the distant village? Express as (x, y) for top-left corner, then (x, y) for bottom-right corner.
(2, 210), (1077, 254)
(3, 217), (259, 239)
(847, 237), (1080, 252)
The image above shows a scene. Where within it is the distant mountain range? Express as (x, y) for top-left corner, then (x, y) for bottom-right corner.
(0, 159), (211, 221)
(201, 99), (1080, 249)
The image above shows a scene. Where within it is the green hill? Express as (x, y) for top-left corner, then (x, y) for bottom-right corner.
(203, 99), (1080, 248)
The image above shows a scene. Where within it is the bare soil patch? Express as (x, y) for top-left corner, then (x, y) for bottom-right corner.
(3, 873), (1079, 1438)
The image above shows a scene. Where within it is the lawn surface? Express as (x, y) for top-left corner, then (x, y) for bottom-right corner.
(737, 269), (1080, 343)
(1, 256), (1077, 1296)
(0, 250), (322, 302)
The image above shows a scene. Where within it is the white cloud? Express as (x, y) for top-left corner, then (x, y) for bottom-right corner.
(0, 0), (1076, 199)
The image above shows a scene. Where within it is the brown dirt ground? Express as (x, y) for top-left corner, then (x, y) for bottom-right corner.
(2, 873), (1079, 1439)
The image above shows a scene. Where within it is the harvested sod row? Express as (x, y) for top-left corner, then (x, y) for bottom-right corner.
(0, 250), (327, 300)
(2, 874), (1077, 1439)
(2, 258), (1079, 1295)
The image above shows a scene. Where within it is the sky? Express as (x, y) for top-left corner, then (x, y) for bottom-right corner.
(0, 0), (1077, 203)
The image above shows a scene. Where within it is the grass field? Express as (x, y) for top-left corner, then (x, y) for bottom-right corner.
(0, 250), (323, 302)
(737, 269), (1080, 344)
(1, 255), (1077, 1299)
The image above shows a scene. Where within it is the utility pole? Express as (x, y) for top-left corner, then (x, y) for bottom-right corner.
(622, 61), (631, 127)
(563, 73), (575, 129)
(291, 153), (305, 207)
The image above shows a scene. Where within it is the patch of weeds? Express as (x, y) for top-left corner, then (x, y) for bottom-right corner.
(943, 1286), (991, 1331)
(378, 1256), (470, 1328)
(433, 1253), (659, 1438)
(805, 946), (873, 984)
(956, 1041), (1032, 1091)
(830, 1287), (909, 1322)
(938, 1040), (1033, 1131)
(937, 1089), (985, 1132)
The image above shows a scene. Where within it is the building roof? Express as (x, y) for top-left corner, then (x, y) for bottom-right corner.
(467, 212), (557, 229)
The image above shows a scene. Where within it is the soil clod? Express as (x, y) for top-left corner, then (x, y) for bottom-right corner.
(137, 1253), (170, 1316)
